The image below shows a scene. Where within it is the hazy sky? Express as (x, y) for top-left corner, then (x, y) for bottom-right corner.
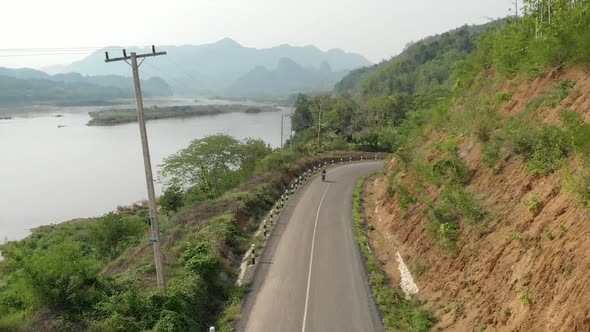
(1, 0), (516, 69)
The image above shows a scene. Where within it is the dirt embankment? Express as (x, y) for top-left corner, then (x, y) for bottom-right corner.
(365, 68), (590, 331)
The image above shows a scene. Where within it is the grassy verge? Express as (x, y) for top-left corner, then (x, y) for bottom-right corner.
(353, 173), (435, 332)
(87, 104), (280, 126)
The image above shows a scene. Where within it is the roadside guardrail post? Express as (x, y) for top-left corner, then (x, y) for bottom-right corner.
(251, 244), (256, 265)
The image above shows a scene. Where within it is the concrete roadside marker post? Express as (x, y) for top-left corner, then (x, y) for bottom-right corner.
(210, 327), (215, 332)
(332, 160), (334, 165)
(349, 156), (352, 163)
(250, 244), (256, 265)
(263, 220), (268, 238)
(340, 157), (343, 163)
(361, 155), (363, 161)
(375, 153), (378, 160)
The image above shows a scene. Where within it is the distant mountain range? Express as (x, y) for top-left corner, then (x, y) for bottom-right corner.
(0, 67), (172, 107)
(227, 58), (349, 97)
(61, 38), (371, 97)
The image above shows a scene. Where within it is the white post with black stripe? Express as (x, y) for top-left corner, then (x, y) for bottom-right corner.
(263, 220), (268, 238)
(250, 244), (256, 265)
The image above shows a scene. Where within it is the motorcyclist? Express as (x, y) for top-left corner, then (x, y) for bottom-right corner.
(321, 168), (326, 181)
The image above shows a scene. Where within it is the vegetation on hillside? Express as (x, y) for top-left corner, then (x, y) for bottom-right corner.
(292, 3), (590, 329)
(0, 133), (367, 330)
(334, 21), (501, 98)
(0, 69), (172, 107)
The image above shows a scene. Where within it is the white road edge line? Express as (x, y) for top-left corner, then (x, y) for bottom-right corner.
(301, 185), (330, 332)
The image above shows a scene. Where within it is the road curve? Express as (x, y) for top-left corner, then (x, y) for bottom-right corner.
(239, 161), (384, 332)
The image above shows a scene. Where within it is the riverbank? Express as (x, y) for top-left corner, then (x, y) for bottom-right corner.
(87, 104), (281, 126)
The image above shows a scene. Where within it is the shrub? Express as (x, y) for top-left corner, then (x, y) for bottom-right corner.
(159, 185), (184, 214)
(180, 241), (222, 280)
(517, 286), (532, 305)
(20, 242), (104, 313)
(472, 105), (499, 142)
(431, 156), (471, 186)
(427, 186), (483, 252)
(562, 261), (574, 276)
(525, 126), (571, 175)
(386, 174), (395, 198)
(481, 137), (503, 168)
(504, 121), (571, 175)
(563, 167), (590, 208)
(503, 120), (537, 156)
(523, 195), (543, 215)
(196, 214), (239, 247)
(560, 110), (590, 154)
(397, 183), (417, 209)
(90, 213), (147, 260)
(92, 274), (208, 332)
(495, 92), (513, 104)
(255, 150), (300, 175)
(509, 232), (523, 240)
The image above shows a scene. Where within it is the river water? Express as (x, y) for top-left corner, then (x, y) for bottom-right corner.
(0, 100), (292, 242)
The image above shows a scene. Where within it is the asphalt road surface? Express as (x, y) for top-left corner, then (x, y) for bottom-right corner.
(239, 161), (385, 332)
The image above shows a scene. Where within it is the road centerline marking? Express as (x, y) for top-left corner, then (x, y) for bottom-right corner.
(301, 184), (330, 332)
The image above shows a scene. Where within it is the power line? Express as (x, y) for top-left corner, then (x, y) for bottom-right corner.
(0, 52), (103, 57)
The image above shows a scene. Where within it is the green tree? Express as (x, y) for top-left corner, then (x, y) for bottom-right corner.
(16, 241), (104, 312)
(159, 185), (185, 214)
(159, 134), (271, 199)
(90, 213), (147, 259)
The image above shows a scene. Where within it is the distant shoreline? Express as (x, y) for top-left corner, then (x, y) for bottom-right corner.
(87, 104), (281, 126)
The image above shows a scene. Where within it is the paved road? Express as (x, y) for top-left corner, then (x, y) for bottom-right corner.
(239, 161), (384, 332)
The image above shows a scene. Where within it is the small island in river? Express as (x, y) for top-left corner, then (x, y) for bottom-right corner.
(87, 104), (281, 126)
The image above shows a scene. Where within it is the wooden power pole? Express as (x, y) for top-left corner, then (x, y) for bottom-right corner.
(105, 47), (167, 290)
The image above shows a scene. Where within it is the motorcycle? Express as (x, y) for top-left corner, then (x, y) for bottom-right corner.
(321, 171), (326, 181)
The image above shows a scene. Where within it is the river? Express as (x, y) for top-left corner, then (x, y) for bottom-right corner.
(0, 100), (292, 243)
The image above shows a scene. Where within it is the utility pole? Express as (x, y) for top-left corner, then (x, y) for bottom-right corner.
(280, 114), (284, 149)
(317, 102), (322, 152)
(290, 113), (293, 150)
(105, 47), (167, 291)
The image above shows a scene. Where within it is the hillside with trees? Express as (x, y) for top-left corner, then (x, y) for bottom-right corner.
(0, 67), (172, 107)
(334, 20), (503, 98)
